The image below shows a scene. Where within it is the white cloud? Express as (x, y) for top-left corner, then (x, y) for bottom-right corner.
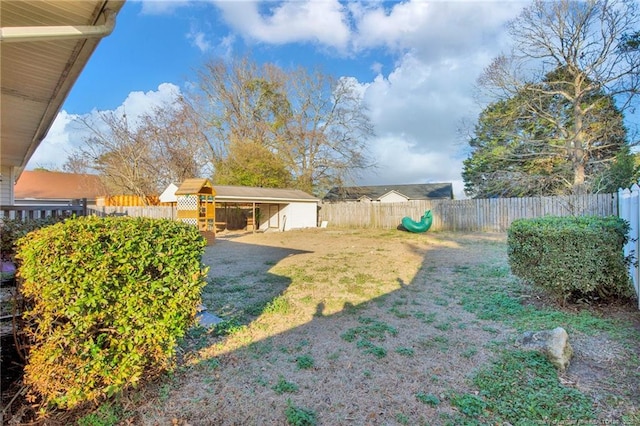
(112, 83), (181, 127)
(213, 0), (351, 50)
(27, 111), (82, 170)
(187, 30), (212, 53)
(355, 46), (504, 198)
(352, 1), (523, 59)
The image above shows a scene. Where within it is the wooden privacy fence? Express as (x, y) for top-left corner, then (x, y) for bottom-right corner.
(96, 195), (163, 207)
(618, 184), (640, 308)
(319, 193), (618, 232)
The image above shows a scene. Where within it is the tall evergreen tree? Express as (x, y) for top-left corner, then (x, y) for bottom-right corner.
(464, 68), (631, 198)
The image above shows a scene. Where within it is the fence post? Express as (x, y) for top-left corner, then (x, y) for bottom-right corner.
(631, 184), (640, 309)
(619, 185), (640, 309)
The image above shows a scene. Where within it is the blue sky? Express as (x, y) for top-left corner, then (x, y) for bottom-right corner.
(29, 0), (530, 198)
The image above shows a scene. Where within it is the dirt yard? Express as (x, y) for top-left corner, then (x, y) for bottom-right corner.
(120, 228), (639, 425)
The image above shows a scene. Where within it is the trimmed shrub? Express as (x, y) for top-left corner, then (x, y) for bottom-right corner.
(16, 216), (208, 409)
(507, 215), (633, 302)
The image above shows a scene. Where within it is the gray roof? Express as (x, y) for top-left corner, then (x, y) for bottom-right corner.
(213, 185), (318, 203)
(323, 183), (453, 201)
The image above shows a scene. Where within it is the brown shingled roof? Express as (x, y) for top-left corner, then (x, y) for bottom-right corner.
(14, 170), (106, 200)
(213, 185), (318, 202)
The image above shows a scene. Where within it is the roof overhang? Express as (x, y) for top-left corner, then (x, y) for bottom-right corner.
(1, 0), (125, 178)
(215, 195), (320, 204)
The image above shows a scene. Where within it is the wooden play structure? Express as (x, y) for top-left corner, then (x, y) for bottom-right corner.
(175, 178), (216, 244)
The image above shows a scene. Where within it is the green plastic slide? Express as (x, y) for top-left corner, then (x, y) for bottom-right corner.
(401, 210), (433, 233)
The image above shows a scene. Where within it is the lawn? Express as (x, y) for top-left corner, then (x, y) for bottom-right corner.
(83, 229), (639, 425)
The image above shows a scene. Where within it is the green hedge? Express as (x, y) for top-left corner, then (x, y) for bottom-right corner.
(507, 216), (633, 302)
(17, 216), (208, 409)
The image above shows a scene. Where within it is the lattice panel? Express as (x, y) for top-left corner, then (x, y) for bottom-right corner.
(180, 218), (198, 226)
(177, 195), (197, 210)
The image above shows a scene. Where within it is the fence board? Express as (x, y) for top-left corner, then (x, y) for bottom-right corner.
(319, 194), (618, 233)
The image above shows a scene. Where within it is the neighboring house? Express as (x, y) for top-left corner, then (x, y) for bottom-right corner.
(14, 170), (106, 206)
(323, 183), (454, 203)
(0, 1), (125, 205)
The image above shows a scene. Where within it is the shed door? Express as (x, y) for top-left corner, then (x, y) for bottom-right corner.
(268, 204), (279, 228)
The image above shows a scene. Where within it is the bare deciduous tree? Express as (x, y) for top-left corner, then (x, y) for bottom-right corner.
(68, 99), (212, 201)
(189, 56), (374, 195)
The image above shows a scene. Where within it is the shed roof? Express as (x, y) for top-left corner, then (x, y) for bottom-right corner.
(324, 183), (453, 201)
(14, 170), (106, 200)
(165, 183), (318, 204)
(214, 185), (318, 203)
(175, 178), (216, 196)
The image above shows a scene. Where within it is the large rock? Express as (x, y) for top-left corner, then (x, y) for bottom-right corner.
(516, 327), (573, 371)
(196, 304), (223, 328)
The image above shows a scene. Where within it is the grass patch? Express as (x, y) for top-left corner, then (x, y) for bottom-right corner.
(388, 306), (410, 318)
(263, 295), (292, 315)
(296, 354), (315, 369)
(218, 284), (249, 294)
(355, 272), (375, 285)
(341, 317), (397, 358)
(201, 357), (220, 370)
(461, 350), (595, 423)
(212, 318), (247, 337)
(433, 297), (449, 307)
(249, 340), (274, 358)
(341, 317), (398, 342)
(395, 413), (409, 424)
(76, 402), (122, 426)
(415, 392), (440, 406)
(434, 321), (452, 331)
(414, 311), (437, 324)
(461, 347), (477, 359)
(456, 265), (637, 340)
(395, 346), (415, 357)
(449, 393), (488, 418)
(272, 376), (299, 394)
(285, 400), (317, 426)
(356, 339), (387, 358)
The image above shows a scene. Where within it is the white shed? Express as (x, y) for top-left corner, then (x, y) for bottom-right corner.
(213, 185), (319, 232)
(164, 183), (319, 232)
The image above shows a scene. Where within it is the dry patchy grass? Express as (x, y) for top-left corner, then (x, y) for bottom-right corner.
(123, 228), (639, 425)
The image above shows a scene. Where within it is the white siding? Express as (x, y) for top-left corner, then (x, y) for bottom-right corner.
(281, 202), (318, 230)
(0, 166), (15, 205)
(255, 202), (318, 231)
(378, 192), (409, 203)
